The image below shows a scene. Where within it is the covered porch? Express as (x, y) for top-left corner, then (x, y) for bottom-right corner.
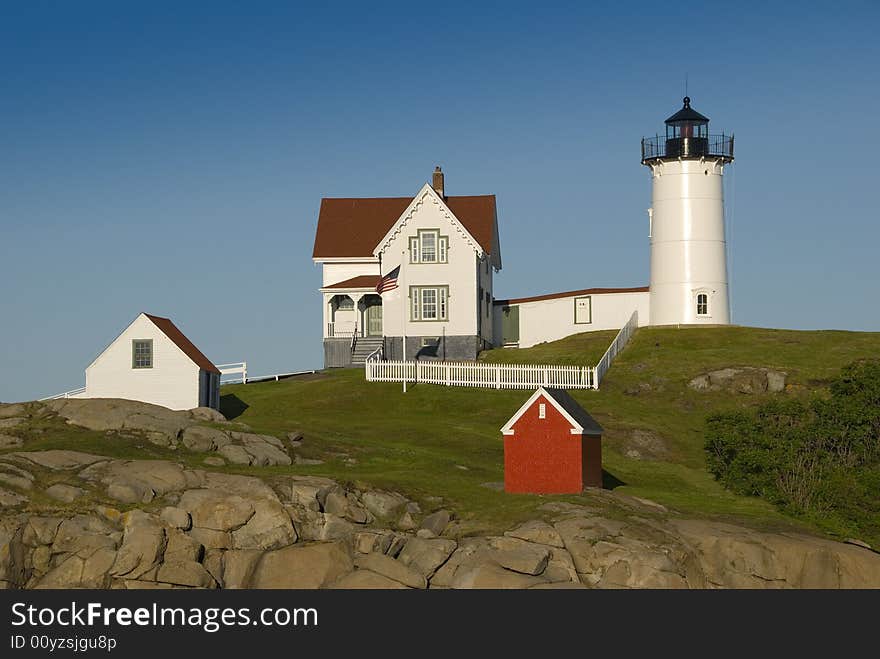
(321, 275), (384, 339)
(321, 276), (385, 367)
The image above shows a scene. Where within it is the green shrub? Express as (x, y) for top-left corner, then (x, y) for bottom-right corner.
(705, 359), (880, 543)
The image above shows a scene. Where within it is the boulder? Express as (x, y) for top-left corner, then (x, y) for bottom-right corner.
(164, 529), (203, 563)
(688, 367), (787, 394)
(52, 515), (118, 556)
(187, 527), (232, 550)
(0, 463), (35, 490)
(505, 520), (565, 548)
(178, 489), (255, 532)
(330, 570), (410, 589)
(203, 457), (225, 467)
(45, 484), (84, 503)
(278, 476), (336, 511)
(160, 507), (192, 530)
(111, 513), (166, 580)
(34, 547), (117, 589)
(361, 491), (408, 519)
(232, 499), (297, 550)
(46, 398), (194, 439)
(451, 562), (547, 589)
(488, 537), (550, 576)
(156, 560), (216, 588)
(79, 459), (190, 504)
(249, 542), (353, 589)
(0, 417), (26, 429)
(181, 426), (230, 453)
(231, 432), (291, 467)
(0, 517), (28, 589)
(396, 537), (457, 579)
(9, 450), (108, 470)
(22, 517), (63, 546)
(218, 445), (252, 465)
(356, 552), (427, 589)
(222, 549), (264, 589)
(189, 407), (228, 424)
(420, 510), (451, 536)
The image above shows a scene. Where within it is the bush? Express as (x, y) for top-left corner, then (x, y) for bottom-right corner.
(705, 359), (880, 543)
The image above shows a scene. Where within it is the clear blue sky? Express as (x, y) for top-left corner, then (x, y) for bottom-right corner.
(2, 1), (878, 402)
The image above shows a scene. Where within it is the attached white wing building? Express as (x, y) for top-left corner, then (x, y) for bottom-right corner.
(84, 313), (221, 410)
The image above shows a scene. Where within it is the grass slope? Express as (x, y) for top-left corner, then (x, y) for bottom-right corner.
(216, 326), (880, 539)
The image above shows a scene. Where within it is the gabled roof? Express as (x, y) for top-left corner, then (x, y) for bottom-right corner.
(494, 286), (649, 306)
(321, 275), (381, 291)
(313, 191), (498, 259)
(501, 387), (604, 436)
(143, 314), (220, 374)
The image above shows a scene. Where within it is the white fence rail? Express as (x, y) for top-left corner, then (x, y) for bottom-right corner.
(365, 309), (639, 391)
(595, 310), (639, 385)
(40, 386), (86, 401)
(217, 362), (247, 385)
(366, 359), (596, 389)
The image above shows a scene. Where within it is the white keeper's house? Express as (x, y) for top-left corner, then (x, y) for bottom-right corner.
(313, 97), (734, 366)
(313, 167), (500, 366)
(82, 312), (221, 410)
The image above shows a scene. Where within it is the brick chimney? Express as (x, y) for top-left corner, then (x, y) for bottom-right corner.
(432, 166), (445, 197)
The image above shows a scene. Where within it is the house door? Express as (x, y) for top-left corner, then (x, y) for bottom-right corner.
(502, 306), (519, 345)
(366, 303), (383, 336)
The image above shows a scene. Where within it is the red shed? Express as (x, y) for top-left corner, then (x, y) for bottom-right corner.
(501, 387), (604, 494)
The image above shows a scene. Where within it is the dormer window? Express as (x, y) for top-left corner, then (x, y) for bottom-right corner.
(410, 230), (448, 263)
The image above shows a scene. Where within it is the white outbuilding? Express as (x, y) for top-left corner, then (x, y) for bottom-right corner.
(84, 313), (221, 411)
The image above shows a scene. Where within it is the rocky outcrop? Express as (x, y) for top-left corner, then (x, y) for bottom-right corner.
(689, 367), (787, 394)
(1, 447), (879, 589)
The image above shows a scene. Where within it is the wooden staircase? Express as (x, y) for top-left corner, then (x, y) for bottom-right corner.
(351, 337), (384, 365)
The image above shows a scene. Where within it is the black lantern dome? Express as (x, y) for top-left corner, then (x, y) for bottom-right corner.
(641, 97), (733, 164)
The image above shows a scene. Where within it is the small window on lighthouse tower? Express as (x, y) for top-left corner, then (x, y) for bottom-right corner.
(696, 293), (709, 317)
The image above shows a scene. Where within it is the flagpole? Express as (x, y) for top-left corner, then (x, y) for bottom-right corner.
(401, 249), (407, 393)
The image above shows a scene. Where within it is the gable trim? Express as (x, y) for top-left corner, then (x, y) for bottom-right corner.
(500, 386), (585, 436)
(373, 183), (485, 259)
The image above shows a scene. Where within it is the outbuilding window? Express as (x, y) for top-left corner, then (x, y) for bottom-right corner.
(132, 340), (153, 369)
(538, 403), (546, 419)
(696, 293), (709, 316)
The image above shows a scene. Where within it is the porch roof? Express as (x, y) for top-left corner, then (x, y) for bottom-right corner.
(321, 275), (382, 292)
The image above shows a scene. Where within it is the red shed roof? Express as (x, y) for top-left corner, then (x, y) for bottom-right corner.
(501, 387), (603, 436)
(313, 195), (497, 258)
(144, 313), (220, 374)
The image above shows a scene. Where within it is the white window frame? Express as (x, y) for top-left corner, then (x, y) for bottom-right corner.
(695, 291), (710, 317)
(410, 286), (449, 322)
(538, 403), (546, 419)
(410, 230), (448, 264)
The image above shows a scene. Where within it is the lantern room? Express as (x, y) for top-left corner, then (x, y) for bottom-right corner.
(641, 96), (733, 164)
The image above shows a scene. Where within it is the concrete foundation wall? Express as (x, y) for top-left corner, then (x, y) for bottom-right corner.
(383, 335), (485, 362)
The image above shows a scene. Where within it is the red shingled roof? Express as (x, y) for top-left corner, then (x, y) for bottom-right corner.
(494, 286), (649, 306)
(144, 314), (220, 374)
(312, 195), (497, 258)
(323, 275), (382, 290)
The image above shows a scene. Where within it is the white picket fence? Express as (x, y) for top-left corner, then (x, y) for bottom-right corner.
(367, 358), (596, 389)
(365, 309), (639, 391)
(595, 310), (639, 385)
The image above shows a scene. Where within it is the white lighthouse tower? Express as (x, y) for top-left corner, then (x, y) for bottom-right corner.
(642, 97), (734, 326)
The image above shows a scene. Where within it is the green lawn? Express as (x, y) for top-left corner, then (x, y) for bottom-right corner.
(214, 325), (880, 538)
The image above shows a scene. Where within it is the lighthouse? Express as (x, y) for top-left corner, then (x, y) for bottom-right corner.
(641, 97), (734, 326)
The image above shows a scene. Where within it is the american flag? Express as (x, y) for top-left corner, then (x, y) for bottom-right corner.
(376, 265), (400, 294)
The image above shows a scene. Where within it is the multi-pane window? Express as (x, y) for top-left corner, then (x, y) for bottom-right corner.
(696, 293), (709, 316)
(410, 286), (449, 321)
(132, 340), (153, 369)
(410, 230), (448, 263)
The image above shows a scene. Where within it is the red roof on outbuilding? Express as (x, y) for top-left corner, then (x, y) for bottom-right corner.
(144, 314), (220, 374)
